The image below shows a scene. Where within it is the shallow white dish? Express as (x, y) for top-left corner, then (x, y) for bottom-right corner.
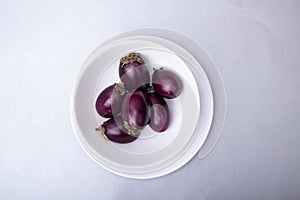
(70, 29), (222, 179)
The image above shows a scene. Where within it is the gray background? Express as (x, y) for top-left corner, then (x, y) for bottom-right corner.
(1, 0), (300, 199)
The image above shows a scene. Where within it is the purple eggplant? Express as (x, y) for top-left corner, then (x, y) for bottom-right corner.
(147, 89), (170, 132)
(121, 90), (150, 134)
(95, 83), (126, 118)
(119, 53), (150, 91)
(152, 68), (183, 99)
(95, 115), (138, 143)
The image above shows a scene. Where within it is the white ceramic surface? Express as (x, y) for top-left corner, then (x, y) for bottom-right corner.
(71, 34), (214, 178)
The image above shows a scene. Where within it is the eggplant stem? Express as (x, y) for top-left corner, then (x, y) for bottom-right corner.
(95, 125), (108, 140)
(120, 53), (143, 68)
(123, 120), (141, 136)
(147, 85), (155, 93)
(114, 82), (126, 95)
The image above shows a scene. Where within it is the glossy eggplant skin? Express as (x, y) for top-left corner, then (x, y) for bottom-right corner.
(121, 90), (150, 129)
(152, 68), (183, 99)
(148, 92), (170, 132)
(119, 53), (150, 91)
(95, 83), (125, 118)
(98, 115), (138, 144)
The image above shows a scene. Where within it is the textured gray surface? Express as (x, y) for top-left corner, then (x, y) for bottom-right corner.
(1, 0), (300, 199)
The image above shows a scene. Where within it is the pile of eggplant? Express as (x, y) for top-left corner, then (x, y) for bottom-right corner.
(95, 53), (182, 144)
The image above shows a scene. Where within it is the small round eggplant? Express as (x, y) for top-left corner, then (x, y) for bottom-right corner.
(152, 68), (183, 99)
(119, 53), (150, 91)
(95, 115), (138, 144)
(121, 90), (150, 134)
(147, 89), (170, 132)
(95, 83), (126, 118)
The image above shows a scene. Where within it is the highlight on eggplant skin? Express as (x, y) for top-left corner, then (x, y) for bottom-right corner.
(95, 115), (138, 144)
(119, 53), (150, 91)
(152, 68), (183, 99)
(147, 91), (170, 132)
(121, 90), (150, 129)
(95, 83), (125, 118)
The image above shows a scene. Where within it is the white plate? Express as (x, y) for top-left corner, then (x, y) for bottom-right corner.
(70, 29), (224, 179)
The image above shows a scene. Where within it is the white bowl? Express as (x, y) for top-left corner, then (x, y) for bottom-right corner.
(71, 31), (216, 179)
